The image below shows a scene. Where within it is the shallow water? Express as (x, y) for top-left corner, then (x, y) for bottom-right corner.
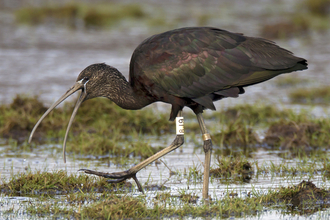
(1, 137), (330, 219)
(1, 0), (330, 218)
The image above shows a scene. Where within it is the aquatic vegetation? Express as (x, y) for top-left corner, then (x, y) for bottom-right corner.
(274, 75), (311, 88)
(0, 94), (170, 144)
(264, 119), (330, 149)
(15, 4), (80, 26)
(305, 0), (330, 16)
(66, 131), (165, 160)
(2, 167), (330, 218)
(270, 181), (330, 210)
(2, 95), (329, 161)
(53, 193), (266, 219)
(31, 181), (330, 219)
(210, 104), (293, 124)
(2, 0), (329, 218)
(260, 20), (309, 39)
(82, 4), (146, 28)
(15, 3), (147, 29)
(210, 157), (252, 183)
(261, 0), (330, 39)
(179, 193), (199, 203)
(77, 195), (148, 219)
(0, 170), (131, 196)
(197, 14), (211, 26)
(289, 86), (330, 104)
(2, 95), (330, 218)
(0, 95), (64, 142)
(256, 159), (319, 177)
(212, 121), (260, 147)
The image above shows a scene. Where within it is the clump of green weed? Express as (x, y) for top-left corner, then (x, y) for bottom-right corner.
(67, 131), (164, 160)
(212, 121), (260, 147)
(209, 104), (297, 157)
(261, 0), (330, 39)
(179, 193), (199, 203)
(256, 159), (319, 176)
(214, 104), (292, 124)
(83, 4), (146, 28)
(77, 195), (148, 219)
(75, 98), (170, 134)
(270, 181), (330, 208)
(263, 119), (330, 149)
(25, 181), (330, 219)
(15, 4), (80, 27)
(26, 202), (75, 218)
(0, 170), (131, 196)
(0, 94), (170, 150)
(275, 76), (310, 87)
(289, 86), (330, 104)
(210, 157), (252, 183)
(0, 95), (67, 142)
(197, 14), (210, 26)
(0, 95), (46, 133)
(15, 3), (147, 29)
(305, 0), (330, 16)
(260, 20), (309, 39)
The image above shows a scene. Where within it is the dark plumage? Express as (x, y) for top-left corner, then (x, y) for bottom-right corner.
(129, 27), (307, 119)
(29, 27), (308, 199)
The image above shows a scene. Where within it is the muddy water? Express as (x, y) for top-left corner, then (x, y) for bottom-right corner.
(1, 0), (330, 219)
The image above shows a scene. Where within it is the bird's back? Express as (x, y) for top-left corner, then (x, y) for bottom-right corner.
(129, 27), (307, 118)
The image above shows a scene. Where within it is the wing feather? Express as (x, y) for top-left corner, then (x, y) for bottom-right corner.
(130, 27), (307, 104)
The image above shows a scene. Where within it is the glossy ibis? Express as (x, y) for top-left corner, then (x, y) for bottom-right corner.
(29, 27), (307, 199)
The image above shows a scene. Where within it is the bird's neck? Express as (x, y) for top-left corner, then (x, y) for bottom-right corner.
(103, 72), (154, 110)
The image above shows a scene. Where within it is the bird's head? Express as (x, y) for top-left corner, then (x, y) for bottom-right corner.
(28, 63), (118, 163)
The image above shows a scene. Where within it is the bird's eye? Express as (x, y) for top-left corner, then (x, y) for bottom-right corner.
(84, 77), (89, 81)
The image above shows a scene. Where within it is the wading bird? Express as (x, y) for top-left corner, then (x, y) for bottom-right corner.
(29, 27), (307, 199)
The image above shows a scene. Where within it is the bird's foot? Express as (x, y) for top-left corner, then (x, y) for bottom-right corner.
(79, 169), (144, 193)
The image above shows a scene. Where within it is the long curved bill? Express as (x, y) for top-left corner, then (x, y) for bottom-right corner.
(62, 90), (86, 163)
(28, 81), (86, 163)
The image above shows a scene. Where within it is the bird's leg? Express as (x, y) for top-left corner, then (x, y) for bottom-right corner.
(196, 113), (212, 200)
(80, 111), (184, 193)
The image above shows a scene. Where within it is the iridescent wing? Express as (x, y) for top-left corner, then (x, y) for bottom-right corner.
(130, 27), (306, 109)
